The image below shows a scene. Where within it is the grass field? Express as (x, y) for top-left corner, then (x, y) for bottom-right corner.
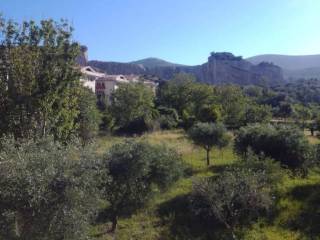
(90, 130), (320, 240)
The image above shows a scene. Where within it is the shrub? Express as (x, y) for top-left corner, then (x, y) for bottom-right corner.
(0, 137), (99, 240)
(234, 124), (315, 175)
(157, 106), (180, 130)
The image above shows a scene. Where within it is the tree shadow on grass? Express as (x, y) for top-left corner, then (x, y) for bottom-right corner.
(157, 194), (230, 240)
(184, 163), (235, 178)
(286, 183), (320, 238)
(208, 163), (235, 174)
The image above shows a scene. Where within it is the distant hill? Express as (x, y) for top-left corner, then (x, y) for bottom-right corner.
(129, 58), (184, 68)
(88, 52), (284, 86)
(247, 54), (320, 80)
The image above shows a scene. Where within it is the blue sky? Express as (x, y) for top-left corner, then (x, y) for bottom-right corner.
(1, 0), (320, 65)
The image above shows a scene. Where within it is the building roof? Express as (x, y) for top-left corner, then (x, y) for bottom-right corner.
(81, 66), (106, 78)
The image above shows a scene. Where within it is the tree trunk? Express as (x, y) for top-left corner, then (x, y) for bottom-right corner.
(109, 215), (118, 234)
(15, 212), (21, 237)
(206, 149), (210, 166)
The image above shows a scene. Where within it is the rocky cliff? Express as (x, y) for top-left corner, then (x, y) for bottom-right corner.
(197, 52), (283, 85)
(85, 51), (284, 86)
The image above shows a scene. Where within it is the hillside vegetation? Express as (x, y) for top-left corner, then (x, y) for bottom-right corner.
(90, 130), (320, 240)
(247, 54), (320, 80)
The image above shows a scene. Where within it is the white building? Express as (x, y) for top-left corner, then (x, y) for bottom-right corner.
(80, 66), (157, 100)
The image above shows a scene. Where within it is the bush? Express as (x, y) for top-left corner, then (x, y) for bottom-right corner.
(234, 124), (315, 175)
(0, 137), (99, 240)
(157, 106), (180, 130)
(101, 140), (184, 233)
(191, 153), (281, 239)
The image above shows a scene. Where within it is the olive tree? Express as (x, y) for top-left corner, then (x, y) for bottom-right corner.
(191, 153), (282, 239)
(0, 137), (100, 240)
(188, 122), (229, 166)
(101, 140), (184, 234)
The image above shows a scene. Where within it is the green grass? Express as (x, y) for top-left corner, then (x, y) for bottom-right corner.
(91, 130), (320, 240)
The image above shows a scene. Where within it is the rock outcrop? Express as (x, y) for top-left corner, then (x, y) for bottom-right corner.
(76, 46), (89, 66)
(196, 52), (283, 85)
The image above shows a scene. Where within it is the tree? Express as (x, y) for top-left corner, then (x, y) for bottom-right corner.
(111, 83), (157, 134)
(97, 96), (115, 132)
(234, 124), (315, 175)
(197, 104), (221, 123)
(0, 18), (81, 142)
(156, 73), (216, 124)
(215, 85), (248, 128)
(293, 104), (312, 130)
(191, 153), (282, 240)
(156, 73), (198, 116)
(77, 86), (101, 144)
(277, 102), (294, 120)
(217, 133), (232, 160)
(101, 140), (183, 234)
(188, 122), (228, 166)
(0, 136), (99, 240)
(244, 103), (272, 125)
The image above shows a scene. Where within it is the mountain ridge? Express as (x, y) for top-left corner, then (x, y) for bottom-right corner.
(247, 54), (320, 79)
(129, 57), (185, 68)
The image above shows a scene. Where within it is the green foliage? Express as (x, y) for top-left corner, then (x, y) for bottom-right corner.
(101, 140), (183, 232)
(111, 83), (157, 134)
(157, 106), (180, 130)
(244, 103), (272, 124)
(272, 79), (320, 105)
(277, 102), (294, 119)
(191, 153), (281, 239)
(0, 136), (99, 240)
(156, 73), (198, 116)
(188, 122), (229, 165)
(97, 97), (115, 132)
(293, 104), (312, 129)
(197, 104), (221, 123)
(156, 73), (216, 127)
(0, 18), (81, 142)
(215, 85), (248, 128)
(77, 87), (101, 144)
(234, 124), (315, 175)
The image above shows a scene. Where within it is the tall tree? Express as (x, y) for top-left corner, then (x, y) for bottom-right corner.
(0, 18), (81, 142)
(110, 83), (157, 134)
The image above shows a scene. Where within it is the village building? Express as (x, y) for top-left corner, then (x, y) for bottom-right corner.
(80, 66), (157, 101)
